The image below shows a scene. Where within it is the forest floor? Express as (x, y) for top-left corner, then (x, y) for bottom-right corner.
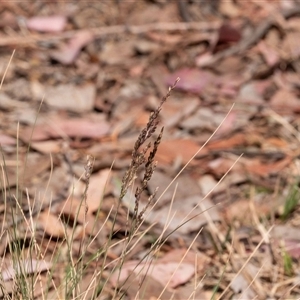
(0, 1), (300, 299)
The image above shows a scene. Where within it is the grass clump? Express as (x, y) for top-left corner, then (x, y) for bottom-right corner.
(0, 70), (182, 299)
(282, 180), (300, 221)
(0, 52), (299, 299)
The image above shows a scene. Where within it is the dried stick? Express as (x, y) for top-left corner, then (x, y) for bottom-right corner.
(0, 22), (220, 47)
(201, 5), (300, 67)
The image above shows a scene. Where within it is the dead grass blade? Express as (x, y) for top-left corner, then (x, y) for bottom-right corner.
(217, 226), (274, 300)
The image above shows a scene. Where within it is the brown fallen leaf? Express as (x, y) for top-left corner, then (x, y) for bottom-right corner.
(219, 0), (240, 18)
(217, 22), (241, 44)
(157, 139), (203, 164)
(162, 97), (199, 128)
(159, 248), (210, 273)
(85, 169), (111, 212)
(245, 156), (292, 177)
(36, 210), (65, 238)
(223, 196), (279, 224)
(31, 140), (61, 154)
(2, 259), (52, 281)
(51, 30), (94, 65)
(0, 11), (17, 29)
(272, 225), (300, 241)
(198, 174), (218, 196)
(287, 17), (300, 30)
(230, 267), (257, 299)
(45, 84), (96, 112)
(208, 157), (244, 177)
(206, 133), (247, 150)
(282, 31), (300, 59)
(57, 197), (86, 223)
(176, 282), (208, 300)
(166, 68), (216, 94)
(238, 80), (270, 104)
(56, 197), (108, 240)
(21, 152), (52, 186)
(0, 133), (15, 145)
(145, 195), (220, 234)
(283, 239), (300, 259)
(196, 52), (215, 67)
(263, 137), (289, 150)
(21, 117), (110, 142)
(212, 56), (244, 75)
(112, 247), (208, 298)
(110, 249), (205, 291)
(146, 172), (201, 209)
(270, 89), (300, 114)
(100, 39), (135, 65)
(213, 110), (237, 135)
(122, 273), (177, 300)
(257, 40), (280, 67)
(56, 169), (111, 213)
(26, 15), (66, 33)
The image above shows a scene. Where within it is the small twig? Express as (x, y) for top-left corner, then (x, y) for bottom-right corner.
(0, 22), (220, 47)
(0, 49), (15, 89)
(177, 0), (191, 22)
(201, 5), (300, 67)
(217, 226), (274, 300)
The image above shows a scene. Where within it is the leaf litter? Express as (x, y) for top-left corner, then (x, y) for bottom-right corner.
(1, 1), (300, 299)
